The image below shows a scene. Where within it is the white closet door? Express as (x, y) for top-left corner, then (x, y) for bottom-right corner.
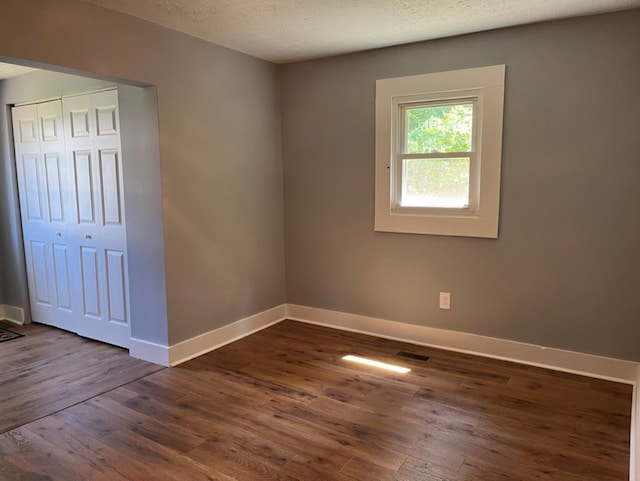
(63, 90), (130, 348)
(12, 101), (77, 333)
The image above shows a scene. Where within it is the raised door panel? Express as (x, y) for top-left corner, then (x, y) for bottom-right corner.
(76, 239), (111, 345)
(70, 109), (91, 138)
(19, 118), (38, 143)
(80, 246), (102, 319)
(44, 153), (65, 222)
(29, 241), (52, 306)
(99, 149), (122, 226)
(41, 115), (59, 142)
(96, 105), (117, 136)
(52, 243), (73, 312)
(72, 150), (97, 225)
(105, 250), (127, 324)
(20, 153), (46, 222)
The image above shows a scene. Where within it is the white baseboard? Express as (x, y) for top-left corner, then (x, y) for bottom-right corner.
(133, 302), (637, 381)
(129, 305), (287, 367)
(129, 337), (171, 366)
(0, 305), (25, 325)
(286, 304), (638, 384)
(168, 304), (287, 366)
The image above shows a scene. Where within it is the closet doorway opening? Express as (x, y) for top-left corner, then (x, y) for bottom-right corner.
(0, 59), (168, 351)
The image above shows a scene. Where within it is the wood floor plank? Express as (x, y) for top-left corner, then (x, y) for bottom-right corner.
(340, 456), (400, 481)
(266, 396), (409, 472)
(0, 321), (163, 433)
(0, 319), (632, 480)
(0, 427), (92, 480)
(24, 412), (132, 480)
(281, 456), (357, 481)
(89, 394), (209, 454)
(395, 456), (461, 481)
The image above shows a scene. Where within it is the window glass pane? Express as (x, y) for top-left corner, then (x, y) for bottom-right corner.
(405, 103), (473, 154)
(402, 157), (470, 208)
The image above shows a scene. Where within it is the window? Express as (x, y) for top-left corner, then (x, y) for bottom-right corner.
(398, 99), (476, 210)
(375, 65), (505, 238)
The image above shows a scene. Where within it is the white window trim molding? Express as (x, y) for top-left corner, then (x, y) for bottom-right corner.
(375, 65), (506, 238)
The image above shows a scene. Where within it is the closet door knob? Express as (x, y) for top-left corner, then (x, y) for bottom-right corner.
(85, 234), (92, 240)
(56, 232), (62, 237)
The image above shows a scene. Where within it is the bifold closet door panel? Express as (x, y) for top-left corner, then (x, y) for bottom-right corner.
(11, 100), (77, 333)
(63, 90), (130, 348)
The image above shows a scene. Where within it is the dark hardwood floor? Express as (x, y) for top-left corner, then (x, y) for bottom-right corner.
(0, 320), (632, 480)
(0, 320), (163, 433)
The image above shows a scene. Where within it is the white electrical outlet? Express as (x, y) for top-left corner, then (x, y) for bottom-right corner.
(439, 292), (451, 309)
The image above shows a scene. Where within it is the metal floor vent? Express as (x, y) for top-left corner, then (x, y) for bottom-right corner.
(397, 351), (430, 362)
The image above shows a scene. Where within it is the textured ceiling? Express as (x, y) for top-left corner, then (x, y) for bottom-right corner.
(0, 63), (39, 79)
(80, 0), (640, 63)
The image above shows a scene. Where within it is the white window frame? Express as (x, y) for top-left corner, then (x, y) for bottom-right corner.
(395, 96), (478, 213)
(375, 65), (505, 238)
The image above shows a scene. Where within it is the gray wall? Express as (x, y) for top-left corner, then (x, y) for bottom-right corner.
(0, 0), (286, 345)
(281, 10), (640, 361)
(118, 84), (169, 344)
(0, 80), (5, 306)
(0, 81), (8, 307)
(0, 79), (28, 312)
(2, 0), (636, 361)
